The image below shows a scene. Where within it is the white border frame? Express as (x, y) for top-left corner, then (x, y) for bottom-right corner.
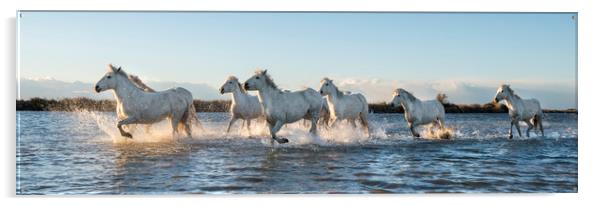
(3, 0), (600, 206)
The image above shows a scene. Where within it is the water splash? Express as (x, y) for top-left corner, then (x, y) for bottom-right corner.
(423, 125), (456, 139)
(74, 111), (575, 145)
(75, 110), (181, 143)
(74, 110), (396, 145)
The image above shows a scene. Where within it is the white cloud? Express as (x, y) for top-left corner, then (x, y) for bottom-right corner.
(332, 78), (576, 109)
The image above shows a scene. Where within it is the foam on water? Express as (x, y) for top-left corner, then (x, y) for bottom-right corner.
(423, 125), (456, 140)
(76, 111), (575, 146)
(76, 110), (396, 145)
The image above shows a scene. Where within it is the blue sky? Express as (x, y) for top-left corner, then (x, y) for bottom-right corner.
(18, 12), (577, 109)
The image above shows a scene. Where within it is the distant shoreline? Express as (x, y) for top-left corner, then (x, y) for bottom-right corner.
(16, 97), (577, 114)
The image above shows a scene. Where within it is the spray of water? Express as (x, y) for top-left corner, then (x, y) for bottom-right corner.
(74, 110), (568, 145)
(75, 110), (395, 145)
(423, 124), (456, 140)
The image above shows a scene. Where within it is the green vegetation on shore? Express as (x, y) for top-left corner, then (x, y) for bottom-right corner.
(16, 97), (577, 113)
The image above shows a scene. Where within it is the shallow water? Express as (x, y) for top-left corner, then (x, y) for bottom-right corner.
(16, 111), (577, 194)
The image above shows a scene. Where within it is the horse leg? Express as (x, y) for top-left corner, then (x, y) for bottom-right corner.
(349, 119), (358, 128)
(246, 119), (252, 136)
(240, 119), (246, 134)
(319, 117), (330, 131)
(508, 121), (513, 139)
(409, 122), (420, 138)
(537, 115), (544, 136)
(514, 120), (522, 137)
(182, 120), (192, 138)
(262, 118), (270, 136)
(309, 113), (319, 136)
(270, 120), (288, 144)
(170, 117), (180, 139)
(226, 117), (237, 134)
(429, 121), (438, 135)
(359, 113), (371, 137)
(329, 117), (340, 129)
(526, 119), (534, 138)
(508, 118), (521, 139)
(117, 117), (137, 138)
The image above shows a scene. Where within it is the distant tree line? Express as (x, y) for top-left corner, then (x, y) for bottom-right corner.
(16, 97), (576, 113)
(17, 97), (116, 111)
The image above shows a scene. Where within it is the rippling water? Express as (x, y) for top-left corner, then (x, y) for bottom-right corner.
(16, 111), (577, 194)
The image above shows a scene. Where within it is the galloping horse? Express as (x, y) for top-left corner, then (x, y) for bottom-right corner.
(319, 78), (370, 136)
(389, 88), (446, 138)
(494, 84), (544, 139)
(95, 64), (198, 139)
(243, 70), (322, 144)
(219, 76), (264, 134)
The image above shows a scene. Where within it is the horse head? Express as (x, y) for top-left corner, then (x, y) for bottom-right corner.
(220, 76), (245, 94)
(494, 84), (513, 103)
(389, 88), (416, 107)
(244, 69), (273, 91)
(95, 64), (124, 93)
(319, 78), (338, 96)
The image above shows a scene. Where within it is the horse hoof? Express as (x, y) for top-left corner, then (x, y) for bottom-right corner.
(276, 138), (289, 144)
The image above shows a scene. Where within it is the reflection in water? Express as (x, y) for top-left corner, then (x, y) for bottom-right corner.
(110, 142), (195, 193)
(17, 112), (577, 194)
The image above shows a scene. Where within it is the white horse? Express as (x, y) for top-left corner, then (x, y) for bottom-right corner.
(318, 98), (331, 127)
(494, 84), (544, 139)
(117, 75), (155, 133)
(319, 78), (370, 135)
(389, 88), (446, 138)
(243, 70), (322, 144)
(219, 76), (264, 134)
(95, 64), (198, 138)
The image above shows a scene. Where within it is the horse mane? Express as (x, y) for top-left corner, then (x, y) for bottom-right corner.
(256, 69), (280, 90)
(227, 76), (247, 94)
(128, 75), (155, 92)
(321, 77), (345, 97)
(396, 88), (418, 102)
(108, 64), (155, 92)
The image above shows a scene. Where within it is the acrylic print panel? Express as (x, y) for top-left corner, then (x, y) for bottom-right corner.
(16, 11), (577, 194)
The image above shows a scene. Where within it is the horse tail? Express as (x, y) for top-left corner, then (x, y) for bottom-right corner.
(186, 102), (202, 129)
(175, 87), (202, 131)
(533, 114), (540, 129)
(357, 94), (370, 114)
(355, 94), (371, 135)
(436, 93), (448, 104)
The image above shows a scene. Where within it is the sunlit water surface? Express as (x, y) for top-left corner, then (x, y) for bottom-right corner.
(16, 111), (577, 194)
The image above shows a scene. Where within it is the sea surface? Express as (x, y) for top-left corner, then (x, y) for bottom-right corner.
(16, 111), (577, 194)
